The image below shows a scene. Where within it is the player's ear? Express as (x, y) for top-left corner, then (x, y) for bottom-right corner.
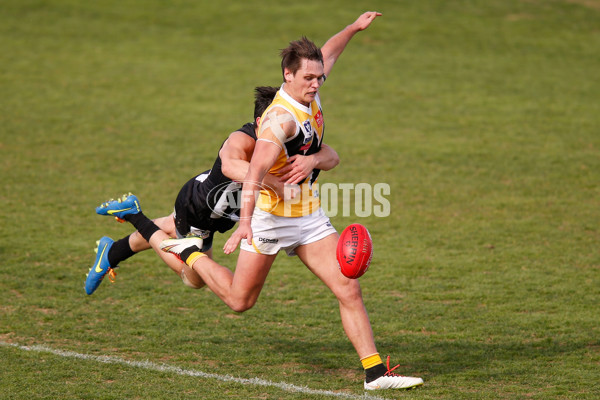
(255, 116), (261, 126)
(284, 68), (294, 83)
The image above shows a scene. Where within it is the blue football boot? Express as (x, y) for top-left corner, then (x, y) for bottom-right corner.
(96, 193), (141, 221)
(85, 236), (117, 295)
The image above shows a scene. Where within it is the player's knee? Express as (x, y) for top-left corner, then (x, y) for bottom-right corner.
(229, 297), (257, 313)
(181, 277), (202, 289)
(334, 280), (363, 304)
(180, 268), (205, 289)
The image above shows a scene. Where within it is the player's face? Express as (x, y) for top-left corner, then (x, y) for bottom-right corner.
(284, 58), (325, 106)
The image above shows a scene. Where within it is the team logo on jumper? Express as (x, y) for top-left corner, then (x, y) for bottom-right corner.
(302, 120), (313, 144)
(207, 180), (280, 220)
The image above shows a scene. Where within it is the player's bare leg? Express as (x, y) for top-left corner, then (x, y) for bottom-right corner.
(119, 213), (202, 287)
(294, 233), (377, 358)
(295, 232), (423, 390)
(190, 249), (275, 312)
(162, 240), (276, 312)
(128, 214), (176, 252)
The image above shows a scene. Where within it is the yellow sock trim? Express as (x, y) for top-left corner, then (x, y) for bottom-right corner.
(185, 252), (206, 267)
(361, 353), (383, 370)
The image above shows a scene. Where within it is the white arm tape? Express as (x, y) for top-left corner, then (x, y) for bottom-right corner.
(259, 110), (295, 146)
(256, 137), (283, 150)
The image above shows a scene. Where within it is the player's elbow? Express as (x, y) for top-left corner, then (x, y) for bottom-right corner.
(330, 152), (340, 168)
(321, 150), (340, 171)
(218, 150), (231, 177)
(221, 160), (235, 180)
(221, 156), (243, 182)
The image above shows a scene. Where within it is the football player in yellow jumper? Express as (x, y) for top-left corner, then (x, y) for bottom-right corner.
(162, 12), (423, 390)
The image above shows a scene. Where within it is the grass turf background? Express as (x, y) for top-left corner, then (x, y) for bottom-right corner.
(1, 0), (599, 398)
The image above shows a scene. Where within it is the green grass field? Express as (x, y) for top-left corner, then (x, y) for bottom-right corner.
(1, 0), (599, 398)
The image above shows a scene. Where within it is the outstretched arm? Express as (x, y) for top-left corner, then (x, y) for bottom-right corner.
(321, 11), (382, 77)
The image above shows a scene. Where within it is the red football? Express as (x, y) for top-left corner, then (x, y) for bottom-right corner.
(336, 224), (373, 279)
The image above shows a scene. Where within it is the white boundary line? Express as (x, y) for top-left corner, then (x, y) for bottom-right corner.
(1, 341), (387, 400)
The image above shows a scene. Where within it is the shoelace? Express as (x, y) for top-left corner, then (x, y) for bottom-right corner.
(383, 355), (402, 377)
(107, 268), (117, 283)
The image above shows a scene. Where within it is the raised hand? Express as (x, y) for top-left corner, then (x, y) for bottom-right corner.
(353, 11), (382, 31)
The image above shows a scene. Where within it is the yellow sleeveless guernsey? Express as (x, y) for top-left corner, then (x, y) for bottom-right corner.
(256, 85), (324, 217)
